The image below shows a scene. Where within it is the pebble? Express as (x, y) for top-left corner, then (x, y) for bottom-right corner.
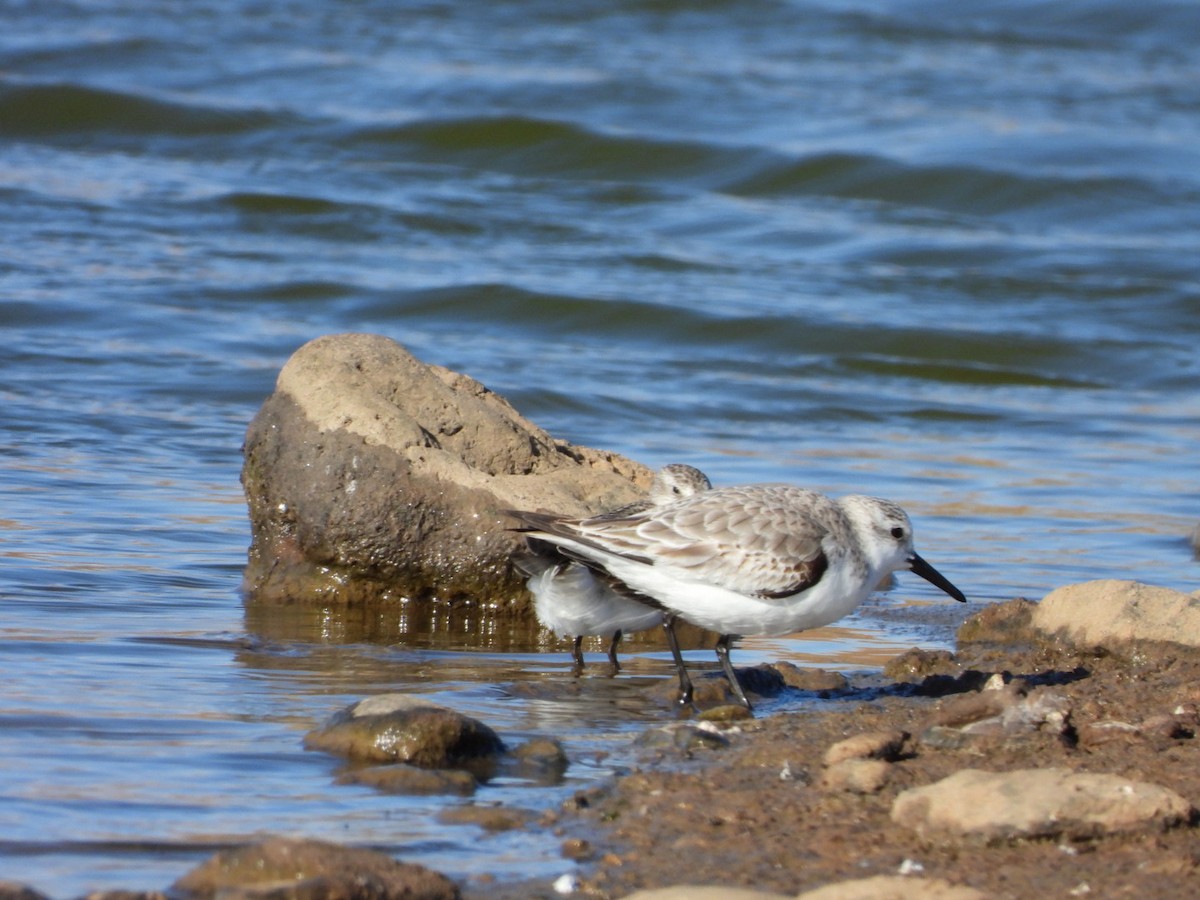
(823, 730), (908, 766)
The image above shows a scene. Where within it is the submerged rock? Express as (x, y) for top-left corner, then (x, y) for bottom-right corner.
(436, 804), (537, 832)
(304, 696), (505, 776)
(241, 333), (651, 609)
(337, 765), (478, 796)
(891, 767), (1192, 841)
(172, 837), (459, 900)
(508, 736), (570, 784)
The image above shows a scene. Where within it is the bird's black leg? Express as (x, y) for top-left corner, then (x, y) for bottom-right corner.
(715, 633), (752, 710)
(571, 635), (585, 673)
(606, 629), (623, 672)
(662, 615), (693, 705)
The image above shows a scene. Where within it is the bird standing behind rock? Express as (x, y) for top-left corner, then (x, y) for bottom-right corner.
(514, 464), (712, 671)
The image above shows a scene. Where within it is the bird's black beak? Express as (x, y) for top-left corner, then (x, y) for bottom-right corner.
(908, 553), (967, 603)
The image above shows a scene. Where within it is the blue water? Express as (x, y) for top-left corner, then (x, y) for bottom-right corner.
(2, 1), (1198, 895)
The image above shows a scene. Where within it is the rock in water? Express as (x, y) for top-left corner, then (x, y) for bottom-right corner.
(241, 333), (651, 610)
(303, 695), (505, 775)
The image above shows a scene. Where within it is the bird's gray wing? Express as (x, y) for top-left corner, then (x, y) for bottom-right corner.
(565, 485), (834, 598)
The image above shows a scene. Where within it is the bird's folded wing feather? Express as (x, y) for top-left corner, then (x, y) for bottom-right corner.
(513, 488), (832, 598)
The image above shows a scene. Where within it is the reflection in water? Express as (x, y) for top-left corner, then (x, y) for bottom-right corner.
(240, 594), (734, 654)
(237, 592), (956, 725)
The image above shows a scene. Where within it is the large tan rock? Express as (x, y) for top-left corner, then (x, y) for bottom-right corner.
(891, 767), (1191, 841)
(1031, 579), (1200, 650)
(241, 333), (651, 609)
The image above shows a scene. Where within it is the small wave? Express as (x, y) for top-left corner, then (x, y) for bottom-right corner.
(721, 151), (1177, 224)
(0, 80), (284, 140)
(349, 113), (763, 186)
(197, 189), (488, 244)
(848, 0), (1200, 51)
(845, 355), (1101, 390)
(345, 114), (1184, 229)
(386, 282), (711, 339)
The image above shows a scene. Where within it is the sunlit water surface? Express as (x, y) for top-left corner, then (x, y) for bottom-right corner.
(2, 1), (1198, 895)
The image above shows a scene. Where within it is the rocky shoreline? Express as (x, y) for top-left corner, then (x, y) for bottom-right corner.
(7, 580), (1197, 900)
(514, 581), (1200, 900)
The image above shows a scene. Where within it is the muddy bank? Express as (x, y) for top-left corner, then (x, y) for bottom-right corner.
(469, 587), (1200, 899)
(513, 600), (1200, 897)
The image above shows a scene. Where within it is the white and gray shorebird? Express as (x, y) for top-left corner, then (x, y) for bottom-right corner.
(509, 483), (966, 709)
(513, 463), (713, 671)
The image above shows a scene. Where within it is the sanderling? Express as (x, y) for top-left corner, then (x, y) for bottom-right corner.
(513, 463), (712, 671)
(509, 484), (965, 709)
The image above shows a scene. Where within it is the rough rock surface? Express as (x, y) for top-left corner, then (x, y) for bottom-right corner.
(772, 663), (850, 694)
(891, 767), (1192, 841)
(1032, 579), (1200, 649)
(303, 696), (505, 775)
(916, 675), (1073, 752)
(796, 876), (987, 899)
(172, 837), (460, 899)
(0, 885), (50, 900)
(823, 730), (908, 767)
(241, 333), (651, 608)
(819, 758), (892, 794)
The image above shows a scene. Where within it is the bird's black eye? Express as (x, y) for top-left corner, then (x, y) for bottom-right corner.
(890, 526), (905, 539)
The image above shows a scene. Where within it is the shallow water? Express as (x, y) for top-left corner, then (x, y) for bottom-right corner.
(2, 0), (1199, 895)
